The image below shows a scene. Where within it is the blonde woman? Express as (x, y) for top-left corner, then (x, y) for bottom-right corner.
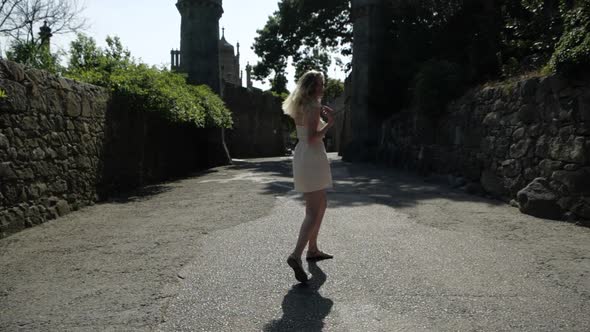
(283, 70), (335, 283)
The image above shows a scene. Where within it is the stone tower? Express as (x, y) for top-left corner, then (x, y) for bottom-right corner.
(344, 0), (388, 161)
(176, 0), (223, 93)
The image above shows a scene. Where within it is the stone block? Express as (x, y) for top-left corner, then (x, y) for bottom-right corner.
(501, 159), (522, 178)
(65, 92), (81, 117)
(1, 60), (25, 82)
(45, 147), (58, 159)
(32, 147), (46, 160)
(15, 168), (34, 180)
(505, 174), (527, 194)
(483, 112), (500, 127)
(549, 136), (586, 163)
(524, 167), (538, 181)
(55, 200), (71, 216)
(57, 77), (72, 91)
(76, 156), (92, 169)
(538, 159), (563, 177)
(50, 179), (68, 194)
(551, 168), (590, 194)
(0, 133), (9, 149)
(510, 139), (531, 159)
(512, 127), (525, 141)
(21, 116), (38, 131)
(0, 79), (27, 112)
(0, 162), (16, 179)
(81, 96), (93, 117)
(557, 196), (574, 210)
(44, 89), (64, 114)
(535, 135), (549, 158)
(47, 207), (59, 220)
(27, 83), (46, 111)
(517, 177), (563, 220)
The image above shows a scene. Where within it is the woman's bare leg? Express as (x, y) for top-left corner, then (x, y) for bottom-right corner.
(291, 190), (323, 258)
(307, 190), (327, 253)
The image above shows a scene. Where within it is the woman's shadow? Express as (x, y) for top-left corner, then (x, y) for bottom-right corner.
(264, 261), (334, 332)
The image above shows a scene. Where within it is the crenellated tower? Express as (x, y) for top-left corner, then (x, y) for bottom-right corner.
(176, 0), (224, 93)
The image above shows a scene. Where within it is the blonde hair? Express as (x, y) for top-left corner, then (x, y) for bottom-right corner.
(282, 70), (324, 119)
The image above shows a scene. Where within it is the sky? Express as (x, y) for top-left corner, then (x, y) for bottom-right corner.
(45, 0), (348, 91)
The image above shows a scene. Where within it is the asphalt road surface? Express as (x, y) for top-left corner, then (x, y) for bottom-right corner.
(1, 154), (589, 331)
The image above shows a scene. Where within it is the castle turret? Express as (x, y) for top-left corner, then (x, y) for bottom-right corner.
(176, 0), (223, 92)
(245, 62), (253, 90)
(219, 28), (241, 87)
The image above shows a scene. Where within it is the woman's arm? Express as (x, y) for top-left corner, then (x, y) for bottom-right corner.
(305, 104), (334, 144)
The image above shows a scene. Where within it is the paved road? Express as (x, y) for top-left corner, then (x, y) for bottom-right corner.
(1, 154), (589, 331)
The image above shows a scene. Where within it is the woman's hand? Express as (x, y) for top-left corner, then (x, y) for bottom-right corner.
(321, 105), (335, 125)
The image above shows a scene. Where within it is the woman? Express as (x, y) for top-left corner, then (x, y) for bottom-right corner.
(282, 70), (335, 283)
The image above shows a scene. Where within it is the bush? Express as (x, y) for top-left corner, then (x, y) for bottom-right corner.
(413, 60), (466, 115)
(5, 40), (62, 74)
(66, 34), (232, 128)
(548, 1), (590, 76)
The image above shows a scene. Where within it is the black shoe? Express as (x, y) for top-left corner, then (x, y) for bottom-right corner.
(287, 256), (308, 283)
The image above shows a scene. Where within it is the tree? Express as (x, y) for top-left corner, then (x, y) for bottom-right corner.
(67, 34), (133, 85)
(5, 38), (61, 72)
(0, 0), (86, 44)
(324, 78), (344, 103)
(252, 0), (351, 92)
(294, 47), (331, 81)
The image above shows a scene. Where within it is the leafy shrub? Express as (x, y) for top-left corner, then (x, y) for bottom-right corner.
(66, 34), (232, 128)
(5, 40), (62, 74)
(549, 1), (590, 76)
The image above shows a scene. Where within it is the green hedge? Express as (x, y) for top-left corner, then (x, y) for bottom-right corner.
(66, 35), (232, 128)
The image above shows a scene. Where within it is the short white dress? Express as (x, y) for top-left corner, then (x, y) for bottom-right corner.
(292, 117), (333, 193)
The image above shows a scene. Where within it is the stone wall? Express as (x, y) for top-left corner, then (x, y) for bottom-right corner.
(0, 61), (109, 236)
(99, 94), (229, 196)
(223, 83), (286, 158)
(0, 60), (229, 237)
(380, 74), (590, 223)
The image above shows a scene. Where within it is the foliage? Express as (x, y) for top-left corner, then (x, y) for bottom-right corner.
(324, 78), (344, 103)
(269, 90), (289, 101)
(252, 0), (588, 116)
(5, 39), (62, 73)
(294, 48), (331, 82)
(0, 88), (6, 99)
(66, 34), (232, 129)
(548, 0), (590, 76)
(385, 0), (587, 113)
(252, 0), (351, 92)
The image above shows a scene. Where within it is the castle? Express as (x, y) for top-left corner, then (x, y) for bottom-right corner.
(170, 0), (285, 159)
(171, 0), (252, 92)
